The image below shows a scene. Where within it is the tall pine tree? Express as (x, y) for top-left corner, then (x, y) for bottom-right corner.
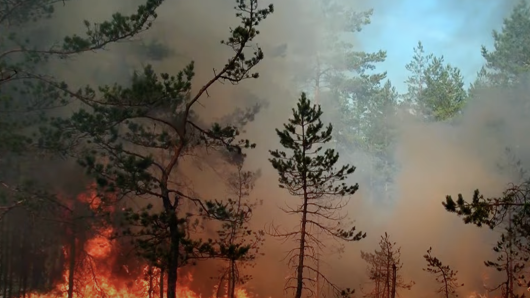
(269, 92), (365, 298)
(39, 1), (274, 298)
(403, 41), (467, 121)
(479, 0), (530, 88)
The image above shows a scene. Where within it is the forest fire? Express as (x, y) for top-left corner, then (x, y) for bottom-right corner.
(30, 187), (254, 298)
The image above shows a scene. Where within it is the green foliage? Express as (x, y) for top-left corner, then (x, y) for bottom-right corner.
(443, 182), (530, 229)
(134, 39), (175, 61)
(288, 0), (394, 204)
(480, 0), (530, 87)
(0, 0), (166, 204)
(270, 92), (360, 200)
(213, 166), (265, 297)
(269, 92), (365, 298)
(403, 41), (467, 121)
(444, 179), (530, 295)
(403, 41), (432, 110)
(37, 2), (273, 297)
(421, 57), (467, 121)
(423, 247), (463, 298)
(483, 226), (528, 297)
(120, 203), (222, 269)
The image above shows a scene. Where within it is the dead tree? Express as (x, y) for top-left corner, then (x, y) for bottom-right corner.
(423, 247), (463, 298)
(361, 233), (414, 298)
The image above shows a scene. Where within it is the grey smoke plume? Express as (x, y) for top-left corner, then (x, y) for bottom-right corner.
(24, 0), (530, 297)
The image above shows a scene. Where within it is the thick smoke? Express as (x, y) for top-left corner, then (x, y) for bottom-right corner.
(18, 0), (530, 297)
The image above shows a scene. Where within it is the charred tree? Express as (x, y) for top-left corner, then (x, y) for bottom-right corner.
(361, 233), (414, 298)
(423, 247), (463, 298)
(269, 93), (365, 298)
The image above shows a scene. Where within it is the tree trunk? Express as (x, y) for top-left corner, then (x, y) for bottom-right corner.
(159, 268), (164, 298)
(67, 227), (76, 298)
(6, 225), (13, 298)
(314, 65), (321, 298)
(228, 260), (236, 298)
(216, 273), (225, 298)
(391, 264), (396, 298)
(165, 192), (180, 298)
(295, 194), (309, 298)
(385, 255), (391, 298)
(2, 219), (8, 298)
(148, 266), (153, 298)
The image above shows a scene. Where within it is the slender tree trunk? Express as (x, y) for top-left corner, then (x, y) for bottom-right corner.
(5, 225), (12, 298)
(7, 232), (13, 298)
(385, 254), (391, 298)
(216, 273), (225, 298)
(148, 266), (154, 298)
(2, 219), (8, 298)
(228, 260), (237, 298)
(159, 268), (164, 298)
(314, 62), (321, 298)
(21, 270), (27, 298)
(390, 264), (396, 298)
(67, 230), (76, 298)
(507, 208), (513, 298)
(165, 191), (180, 298)
(295, 197), (309, 298)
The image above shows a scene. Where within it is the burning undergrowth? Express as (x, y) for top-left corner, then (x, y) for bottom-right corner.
(2, 183), (256, 298)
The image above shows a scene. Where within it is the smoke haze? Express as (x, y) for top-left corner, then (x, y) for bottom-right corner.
(21, 0), (530, 297)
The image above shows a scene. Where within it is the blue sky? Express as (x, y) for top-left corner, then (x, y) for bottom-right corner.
(355, 0), (517, 94)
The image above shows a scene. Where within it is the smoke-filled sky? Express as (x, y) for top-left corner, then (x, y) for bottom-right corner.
(358, 0), (519, 92)
(26, 0), (530, 297)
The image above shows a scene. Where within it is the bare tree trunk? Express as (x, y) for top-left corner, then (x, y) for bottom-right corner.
(7, 228), (14, 298)
(67, 227), (76, 298)
(2, 219), (8, 298)
(391, 264), (396, 298)
(385, 254), (391, 298)
(507, 209), (513, 298)
(165, 191), (180, 298)
(216, 273), (225, 298)
(228, 260), (236, 298)
(314, 61), (320, 298)
(295, 195), (310, 298)
(159, 268), (164, 298)
(148, 266), (154, 298)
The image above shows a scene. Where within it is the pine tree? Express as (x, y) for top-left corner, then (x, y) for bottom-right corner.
(360, 80), (399, 201)
(291, 1), (393, 207)
(484, 226), (525, 298)
(287, 0), (387, 152)
(0, 0), (164, 157)
(403, 41), (433, 115)
(269, 92), (365, 298)
(421, 57), (467, 121)
(38, 1), (274, 298)
(444, 181), (530, 296)
(214, 164), (264, 298)
(403, 42), (467, 121)
(423, 247), (464, 298)
(480, 0), (530, 87)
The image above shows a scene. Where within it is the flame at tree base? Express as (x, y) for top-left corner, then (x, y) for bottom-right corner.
(30, 188), (254, 298)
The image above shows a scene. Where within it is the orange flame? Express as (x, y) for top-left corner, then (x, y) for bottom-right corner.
(32, 187), (254, 298)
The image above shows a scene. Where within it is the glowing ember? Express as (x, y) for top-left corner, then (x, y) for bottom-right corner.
(31, 187), (254, 298)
